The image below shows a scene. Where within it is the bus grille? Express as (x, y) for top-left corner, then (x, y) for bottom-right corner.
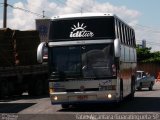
(66, 88), (99, 92)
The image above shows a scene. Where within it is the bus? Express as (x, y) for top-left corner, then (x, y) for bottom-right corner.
(37, 13), (137, 108)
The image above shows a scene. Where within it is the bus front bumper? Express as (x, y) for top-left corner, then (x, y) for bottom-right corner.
(50, 91), (119, 105)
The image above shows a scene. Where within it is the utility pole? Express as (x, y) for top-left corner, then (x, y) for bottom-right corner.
(42, 10), (45, 18)
(3, 0), (7, 28)
(80, 8), (83, 15)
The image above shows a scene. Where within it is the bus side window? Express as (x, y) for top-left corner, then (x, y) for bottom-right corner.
(126, 26), (129, 45)
(129, 28), (132, 46)
(122, 24), (126, 44)
(115, 19), (120, 40)
(133, 31), (136, 47)
(119, 22), (124, 44)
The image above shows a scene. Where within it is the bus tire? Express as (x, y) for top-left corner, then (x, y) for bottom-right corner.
(35, 79), (44, 96)
(120, 79), (123, 101)
(0, 79), (9, 98)
(128, 76), (135, 100)
(61, 104), (70, 109)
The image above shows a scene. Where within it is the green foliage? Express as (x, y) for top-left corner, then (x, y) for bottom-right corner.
(136, 47), (152, 62)
(136, 46), (160, 63)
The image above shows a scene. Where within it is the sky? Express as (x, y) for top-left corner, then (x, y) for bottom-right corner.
(0, 0), (160, 51)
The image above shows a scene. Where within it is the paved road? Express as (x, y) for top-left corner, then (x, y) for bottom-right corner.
(0, 82), (160, 120)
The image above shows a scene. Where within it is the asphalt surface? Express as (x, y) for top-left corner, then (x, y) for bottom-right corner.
(0, 82), (160, 120)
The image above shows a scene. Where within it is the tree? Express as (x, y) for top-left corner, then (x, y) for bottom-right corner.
(136, 46), (160, 63)
(142, 51), (160, 63)
(136, 46), (152, 62)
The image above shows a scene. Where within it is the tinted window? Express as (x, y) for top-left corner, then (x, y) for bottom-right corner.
(82, 44), (115, 78)
(49, 44), (115, 79)
(49, 17), (115, 41)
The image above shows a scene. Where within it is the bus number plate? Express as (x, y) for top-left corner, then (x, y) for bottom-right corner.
(77, 95), (88, 100)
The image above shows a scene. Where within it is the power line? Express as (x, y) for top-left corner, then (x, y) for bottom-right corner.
(56, 0), (82, 13)
(137, 40), (160, 47)
(0, 2), (2, 5)
(3, 1), (160, 35)
(7, 3), (50, 18)
(122, 17), (160, 34)
(56, 0), (91, 13)
(135, 25), (160, 34)
(8, 4), (42, 17)
(135, 24), (159, 30)
(146, 42), (160, 46)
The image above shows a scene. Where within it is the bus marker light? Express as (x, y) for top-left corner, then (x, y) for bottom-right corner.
(49, 88), (54, 93)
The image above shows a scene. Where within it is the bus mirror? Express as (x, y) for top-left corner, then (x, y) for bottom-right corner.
(114, 39), (121, 58)
(37, 42), (47, 63)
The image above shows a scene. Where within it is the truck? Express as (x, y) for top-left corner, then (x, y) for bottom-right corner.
(0, 28), (48, 99)
(136, 71), (155, 91)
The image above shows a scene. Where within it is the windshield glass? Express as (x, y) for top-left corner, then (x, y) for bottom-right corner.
(50, 46), (81, 77)
(82, 44), (114, 78)
(49, 44), (115, 79)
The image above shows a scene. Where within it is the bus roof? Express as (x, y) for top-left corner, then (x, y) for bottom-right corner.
(51, 13), (115, 19)
(50, 12), (134, 30)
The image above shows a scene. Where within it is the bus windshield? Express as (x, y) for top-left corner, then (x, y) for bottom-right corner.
(49, 44), (115, 79)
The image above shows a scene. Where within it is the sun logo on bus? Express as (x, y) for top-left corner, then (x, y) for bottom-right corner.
(71, 22), (87, 31)
(70, 22), (94, 38)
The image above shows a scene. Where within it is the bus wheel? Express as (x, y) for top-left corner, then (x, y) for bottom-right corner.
(61, 104), (70, 109)
(120, 79), (123, 101)
(0, 80), (9, 98)
(128, 77), (135, 100)
(34, 79), (44, 96)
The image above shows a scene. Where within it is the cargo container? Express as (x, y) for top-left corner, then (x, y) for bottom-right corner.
(0, 28), (48, 98)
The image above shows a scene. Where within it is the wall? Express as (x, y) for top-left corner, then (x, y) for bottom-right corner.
(137, 63), (160, 78)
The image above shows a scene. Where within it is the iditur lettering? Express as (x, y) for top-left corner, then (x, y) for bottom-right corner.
(70, 22), (94, 38)
(70, 30), (94, 38)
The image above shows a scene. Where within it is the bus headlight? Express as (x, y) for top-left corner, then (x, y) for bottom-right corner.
(53, 96), (58, 101)
(108, 94), (112, 99)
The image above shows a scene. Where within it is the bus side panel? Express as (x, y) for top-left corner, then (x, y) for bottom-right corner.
(120, 45), (135, 98)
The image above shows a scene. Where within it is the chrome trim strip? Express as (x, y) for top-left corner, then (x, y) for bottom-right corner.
(48, 40), (113, 47)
